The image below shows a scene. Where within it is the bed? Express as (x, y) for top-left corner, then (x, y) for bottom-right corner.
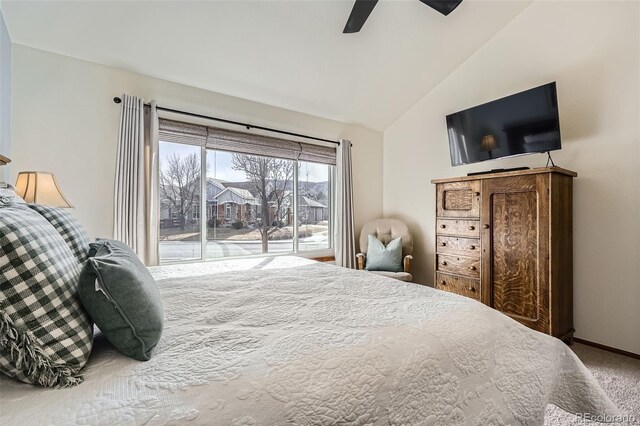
(0, 256), (618, 425)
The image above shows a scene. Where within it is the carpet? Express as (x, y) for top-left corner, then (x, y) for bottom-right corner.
(545, 343), (640, 425)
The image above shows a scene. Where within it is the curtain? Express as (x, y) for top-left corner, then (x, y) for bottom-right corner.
(334, 139), (356, 268)
(113, 95), (159, 266)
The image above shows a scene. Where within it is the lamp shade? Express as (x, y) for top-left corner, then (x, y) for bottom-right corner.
(480, 134), (498, 151)
(14, 171), (73, 208)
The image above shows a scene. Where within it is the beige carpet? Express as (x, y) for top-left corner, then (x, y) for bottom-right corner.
(545, 343), (640, 425)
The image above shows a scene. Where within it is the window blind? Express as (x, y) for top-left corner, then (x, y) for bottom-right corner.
(158, 119), (207, 146)
(158, 118), (336, 165)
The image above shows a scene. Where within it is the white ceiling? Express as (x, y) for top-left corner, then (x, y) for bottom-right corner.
(1, 0), (530, 131)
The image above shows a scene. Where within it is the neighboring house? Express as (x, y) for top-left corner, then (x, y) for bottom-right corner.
(161, 178), (327, 228)
(222, 181), (260, 197)
(214, 187), (260, 224)
(160, 178), (226, 227)
(282, 193), (327, 224)
(159, 199), (177, 228)
(200, 178), (226, 223)
(298, 196), (328, 223)
(222, 183), (293, 226)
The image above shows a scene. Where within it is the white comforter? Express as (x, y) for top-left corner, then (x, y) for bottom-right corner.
(0, 257), (618, 425)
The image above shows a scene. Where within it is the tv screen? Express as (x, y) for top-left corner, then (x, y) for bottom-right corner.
(446, 82), (561, 166)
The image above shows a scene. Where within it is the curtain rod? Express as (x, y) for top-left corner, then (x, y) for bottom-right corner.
(113, 97), (342, 146)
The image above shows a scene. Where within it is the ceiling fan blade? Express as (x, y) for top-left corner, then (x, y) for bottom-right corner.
(418, 0), (463, 16)
(343, 0), (379, 34)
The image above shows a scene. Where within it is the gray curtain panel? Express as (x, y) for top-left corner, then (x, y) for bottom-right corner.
(334, 139), (356, 268)
(113, 95), (159, 266)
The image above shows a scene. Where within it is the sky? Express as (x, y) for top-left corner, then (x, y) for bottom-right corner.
(159, 141), (329, 182)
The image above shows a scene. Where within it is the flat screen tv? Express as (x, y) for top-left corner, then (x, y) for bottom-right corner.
(446, 82), (561, 166)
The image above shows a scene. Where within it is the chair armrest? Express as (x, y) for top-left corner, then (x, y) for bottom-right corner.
(403, 255), (413, 273)
(356, 253), (366, 270)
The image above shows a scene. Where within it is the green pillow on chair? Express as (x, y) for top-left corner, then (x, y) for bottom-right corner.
(365, 234), (403, 272)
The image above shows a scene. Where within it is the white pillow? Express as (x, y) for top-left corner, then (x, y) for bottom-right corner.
(0, 186), (25, 206)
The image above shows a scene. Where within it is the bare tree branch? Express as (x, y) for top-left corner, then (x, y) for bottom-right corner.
(160, 152), (200, 230)
(232, 154), (293, 253)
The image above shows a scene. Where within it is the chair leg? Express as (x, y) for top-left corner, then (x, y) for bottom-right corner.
(403, 255), (412, 273)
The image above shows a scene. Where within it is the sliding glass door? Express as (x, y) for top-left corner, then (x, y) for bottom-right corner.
(204, 150), (296, 259)
(158, 141), (202, 263)
(158, 140), (333, 264)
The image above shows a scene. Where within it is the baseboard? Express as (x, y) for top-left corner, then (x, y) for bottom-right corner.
(573, 338), (640, 360)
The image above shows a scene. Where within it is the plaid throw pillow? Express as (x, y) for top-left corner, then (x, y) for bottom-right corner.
(27, 204), (90, 263)
(0, 204), (93, 388)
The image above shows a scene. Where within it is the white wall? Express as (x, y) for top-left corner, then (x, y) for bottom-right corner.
(383, 1), (640, 354)
(0, 10), (10, 182)
(11, 45), (383, 246)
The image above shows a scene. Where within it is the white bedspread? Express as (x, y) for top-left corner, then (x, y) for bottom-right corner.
(0, 256), (619, 425)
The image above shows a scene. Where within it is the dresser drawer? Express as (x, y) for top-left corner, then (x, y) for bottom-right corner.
(436, 236), (480, 258)
(435, 273), (480, 301)
(436, 219), (480, 238)
(436, 254), (480, 278)
(436, 181), (480, 218)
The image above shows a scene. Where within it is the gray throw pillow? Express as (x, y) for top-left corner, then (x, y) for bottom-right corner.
(78, 239), (163, 361)
(0, 204), (93, 388)
(365, 234), (403, 272)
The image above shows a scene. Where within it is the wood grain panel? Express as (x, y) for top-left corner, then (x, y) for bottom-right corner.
(436, 219), (481, 238)
(435, 273), (481, 301)
(491, 190), (539, 320)
(550, 173), (574, 340)
(443, 190), (472, 210)
(481, 174), (550, 334)
(436, 181), (480, 218)
(436, 236), (481, 258)
(436, 254), (480, 278)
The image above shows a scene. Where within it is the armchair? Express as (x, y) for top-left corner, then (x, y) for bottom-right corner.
(356, 218), (413, 282)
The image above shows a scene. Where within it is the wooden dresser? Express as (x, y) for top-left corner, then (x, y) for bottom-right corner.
(432, 167), (576, 343)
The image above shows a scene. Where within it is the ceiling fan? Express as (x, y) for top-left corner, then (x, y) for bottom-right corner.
(343, 0), (463, 33)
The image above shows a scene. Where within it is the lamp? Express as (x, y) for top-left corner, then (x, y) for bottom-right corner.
(14, 171), (73, 208)
(480, 134), (498, 159)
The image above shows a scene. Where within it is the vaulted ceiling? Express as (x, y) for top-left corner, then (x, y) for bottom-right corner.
(1, 0), (530, 131)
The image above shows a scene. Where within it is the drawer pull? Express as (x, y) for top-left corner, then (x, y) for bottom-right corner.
(474, 191), (480, 196)
(483, 224), (490, 229)
(440, 280), (447, 286)
(469, 266), (477, 271)
(440, 242), (446, 247)
(467, 287), (475, 292)
(469, 245), (476, 250)
(441, 261), (448, 266)
(440, 224), (446, 229)
(468, 225), (475, 231)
